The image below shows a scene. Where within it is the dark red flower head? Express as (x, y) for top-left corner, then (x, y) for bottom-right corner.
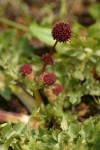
(20, 64), (33, 76)
(52, 22), (71, 42)
(41, 53), (54, 65)
(43, 72), (56, 86)
(53, 84), (63, 95)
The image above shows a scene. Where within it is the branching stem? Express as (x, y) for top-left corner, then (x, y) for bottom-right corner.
(40, 40), (58, 74)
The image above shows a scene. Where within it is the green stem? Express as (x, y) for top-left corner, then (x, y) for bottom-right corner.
(81, 58), (88, 72)
(0, 17), (27, 31)
(33, 89), (44, 107)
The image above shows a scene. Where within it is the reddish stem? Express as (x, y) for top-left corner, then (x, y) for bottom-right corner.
(40, 40), (58, 74)
(50, 40), (58, 55)
(40, 62), (48, 74)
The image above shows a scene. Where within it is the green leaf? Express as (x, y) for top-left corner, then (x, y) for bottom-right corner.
(88, 3), (100, 20)
(29, 23), (54, 46)
(88, 23), (100, 38)
(61, 117), (68, 131)
(1, 123), (13, 140)
(69, 95), (80, 104)
(0, 86), (11, 101)
(67, 123), (79, 139)
(73, 71), (84, 81)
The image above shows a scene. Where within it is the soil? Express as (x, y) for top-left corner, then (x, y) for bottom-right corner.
(0, 95), (29, 115)
(73, 95), (100, 121)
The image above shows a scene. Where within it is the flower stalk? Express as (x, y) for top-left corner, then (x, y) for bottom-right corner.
(40, 40), (58, 74)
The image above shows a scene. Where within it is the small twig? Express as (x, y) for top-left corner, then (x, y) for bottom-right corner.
(0, 110), (43, 129)
(0, 110), (29, 123)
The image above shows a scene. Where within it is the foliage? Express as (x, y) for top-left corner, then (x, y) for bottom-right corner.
(88, 3), (100, 20)
(0, 1), (100, 149)
(0, 107), (100, 150)
(0, 21), (100, 104)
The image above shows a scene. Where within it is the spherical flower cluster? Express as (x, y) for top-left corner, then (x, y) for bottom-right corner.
(43, 72), (56, 86)
(53, 84), (63, 95)
(52, 22), (71, 42)
(41, 53), (54, 65)
(20, 64), (33, 76)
